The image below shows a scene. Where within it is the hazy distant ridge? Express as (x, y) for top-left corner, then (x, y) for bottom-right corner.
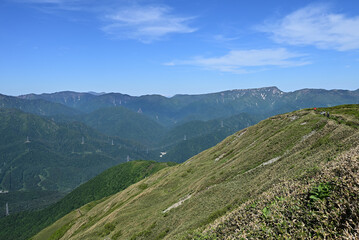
(18, 87), (359, 126)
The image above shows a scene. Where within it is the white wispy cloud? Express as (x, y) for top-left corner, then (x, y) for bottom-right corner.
(165, 48), (309, 74)
(102, 5), (197, 43)
(257, 4), (359, 51)
(213, 34), (241, 42)
(10, 1), (197, 43)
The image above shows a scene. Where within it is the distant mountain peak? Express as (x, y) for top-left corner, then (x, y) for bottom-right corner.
(234, 86), (281, 92)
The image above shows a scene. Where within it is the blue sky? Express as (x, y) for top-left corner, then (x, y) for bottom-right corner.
(1, 0), (359, 96)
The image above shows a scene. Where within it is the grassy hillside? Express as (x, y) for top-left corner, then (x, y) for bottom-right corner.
(33, 105), (359, 240)
(0, 160), (174, 240)
(191, 145), (359, 239)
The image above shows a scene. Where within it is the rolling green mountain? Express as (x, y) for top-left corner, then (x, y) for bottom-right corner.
(0, 160), (174, 240)
(33, 105), (359, 240)
(79, 107), (166, 146)
(54, 107), (167, 146)
(0, 108), (152, 193)
(19, 87), (359, 126)
(49, 107), (261, 159)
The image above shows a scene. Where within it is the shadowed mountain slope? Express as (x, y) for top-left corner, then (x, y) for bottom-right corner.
(0, 108), (151, 193)
(79, 107), (166, 146)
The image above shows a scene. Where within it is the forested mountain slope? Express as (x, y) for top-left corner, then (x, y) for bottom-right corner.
(77, 107), (167, 147)
(0, 161), (174, 240)
(0, 108), (151, 193)
(159, 113), (261, 163)
(0, 94), (79, 116)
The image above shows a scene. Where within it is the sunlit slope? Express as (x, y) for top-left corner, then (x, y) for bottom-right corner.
(34, 105), (359, 240)
(192, 144), (359, 239)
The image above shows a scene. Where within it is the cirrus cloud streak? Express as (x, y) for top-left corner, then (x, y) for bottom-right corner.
(165, 48), (310, 74)
(102, 5), (197, 43)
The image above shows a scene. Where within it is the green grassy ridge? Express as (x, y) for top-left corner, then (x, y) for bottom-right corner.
(0, 160), (174, 240)
(192, 145), (359, 239)
(33, 105), (359, 240)
(317, 104), (359, 128)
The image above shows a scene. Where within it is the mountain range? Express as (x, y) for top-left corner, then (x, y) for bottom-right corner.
(18, 87), (359, 126)
(12, 86), (359, 157)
